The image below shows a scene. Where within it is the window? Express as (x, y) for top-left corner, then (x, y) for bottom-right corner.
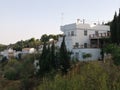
(84, 30), (87, 36)
(75, 42), (79, 48)
(95, 31), (98, 36)
(71, 31), (74, 36)
(68, 32), (70, 36)
(75, 52), (79, 60)
(84, 43), (87, 48)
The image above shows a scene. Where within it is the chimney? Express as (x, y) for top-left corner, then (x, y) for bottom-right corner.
(83, 19), (85, 24)
(102, 21), (104, 25)
(77, 19), (80, 24)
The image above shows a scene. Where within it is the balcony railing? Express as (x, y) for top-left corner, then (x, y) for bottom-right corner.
(89, 32), (111, 39)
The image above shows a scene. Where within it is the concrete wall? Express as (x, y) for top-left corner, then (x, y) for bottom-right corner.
(72, 48), (101, 61)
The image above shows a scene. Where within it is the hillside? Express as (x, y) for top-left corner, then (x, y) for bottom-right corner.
(0, 58), (120, 90)
(36, 60), (120, 90)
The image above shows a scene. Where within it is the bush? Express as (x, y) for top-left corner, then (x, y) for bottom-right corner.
(104, 44), (120, 65)
(4, 59), (22, 80)
(4, 67), (18, 80)
(82, 53), (92, 59)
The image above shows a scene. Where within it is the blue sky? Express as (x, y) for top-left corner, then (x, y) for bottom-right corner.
(0, 0), (119, 44)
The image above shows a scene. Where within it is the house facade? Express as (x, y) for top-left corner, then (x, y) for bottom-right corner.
(57, 20), (110, 61)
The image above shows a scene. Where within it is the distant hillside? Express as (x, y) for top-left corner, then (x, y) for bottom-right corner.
(0, 34), (62, 51)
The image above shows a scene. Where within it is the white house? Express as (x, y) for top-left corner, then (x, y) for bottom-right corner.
(57, 19), (110, 61)
(22, 48), (36, 54)
(0, 48), (16, 59)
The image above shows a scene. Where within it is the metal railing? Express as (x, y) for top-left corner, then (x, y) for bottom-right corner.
(89, 32), (111, 39)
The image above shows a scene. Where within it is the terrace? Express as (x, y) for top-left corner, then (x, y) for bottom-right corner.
(89, 32), (111, 39)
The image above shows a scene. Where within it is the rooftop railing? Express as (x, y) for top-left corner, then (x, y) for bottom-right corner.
(89, 32), (111, 39)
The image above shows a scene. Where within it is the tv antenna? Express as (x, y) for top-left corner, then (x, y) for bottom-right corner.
(61, 13), (64, 25)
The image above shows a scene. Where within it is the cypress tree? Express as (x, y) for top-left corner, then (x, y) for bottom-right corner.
(50, 41), (56, 69)
(46, 44), (52, 71)
(38, 42), (56, 76)
(117, 9), (120, 44)
(60, 36), (70, 74)
(39, 42), (48, 75)
(110, 12), (117, 44)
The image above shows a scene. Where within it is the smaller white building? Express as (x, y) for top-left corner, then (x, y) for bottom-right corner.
(0, 48), (16, 59)
(22, 48), (36, 54)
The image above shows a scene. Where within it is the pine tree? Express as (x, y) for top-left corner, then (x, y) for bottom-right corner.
(60, 36), (71, 74)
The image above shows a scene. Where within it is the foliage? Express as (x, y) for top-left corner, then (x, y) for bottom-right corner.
(38, 41), (57, 76)
(103, 44), (116, 54)
(59, 36), (71, 74)
(21, 62), (34, 78)
(110, 9), (120, 44)
(38, 35), (71, 76)
(1, 34), (63, 52)
(4, 59), (22, 80)
(40, 34), (62, 42)
(3, 54), (35, 80)
(82, 53), (92, 59)
(50, 41), (56, 69)
(20, 78), (35, 90)
(12, 38), (41, 51)
(104, 44), (120, 65)
(40, 34), (49, 42)
(4, 67), (18, 80)
(37, 61), (120, 90)
(0, 79), (21, 90)
(38, 42), (48, 76)
(0, 54), (36, 89)
(0, 44), (7, 51)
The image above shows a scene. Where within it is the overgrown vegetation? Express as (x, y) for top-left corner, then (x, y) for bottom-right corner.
(103, 44), (120, 65)
(0, 35), (72, 90)
(0, 54), (36, 90)
(37, 61), (120, 90)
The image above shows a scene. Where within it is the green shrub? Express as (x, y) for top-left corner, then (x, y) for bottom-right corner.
(4, 67), (18, 80)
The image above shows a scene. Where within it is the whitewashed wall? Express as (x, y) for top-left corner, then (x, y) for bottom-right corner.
(72, 48), (101, 61)
(57, 22), (109, 61)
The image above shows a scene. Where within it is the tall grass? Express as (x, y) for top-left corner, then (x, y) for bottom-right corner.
(36, 61), (120, 90)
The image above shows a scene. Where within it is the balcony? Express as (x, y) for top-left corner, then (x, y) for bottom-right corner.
(89, 32), (111, 39)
